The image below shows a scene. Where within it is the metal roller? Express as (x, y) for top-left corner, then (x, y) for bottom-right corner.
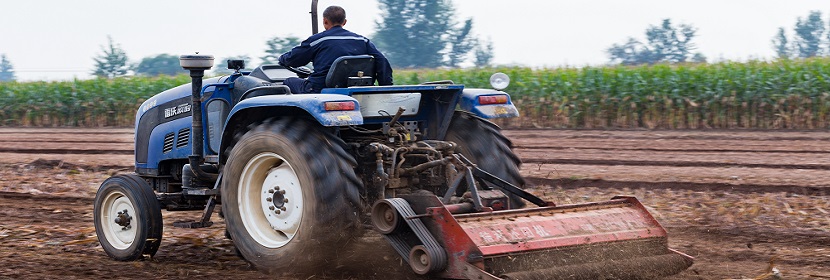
(408, 245), (435, 275)
(371, 199), (402, 234)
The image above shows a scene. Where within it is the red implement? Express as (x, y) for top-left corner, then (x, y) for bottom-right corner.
(394, 195), (693, 279)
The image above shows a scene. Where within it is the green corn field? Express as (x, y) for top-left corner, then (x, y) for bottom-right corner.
(398, 58), (830, 129)
(0, 75), (191, 127)
(2, 58), (830, 129)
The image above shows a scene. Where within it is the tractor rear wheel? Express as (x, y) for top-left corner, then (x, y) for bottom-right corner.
(93, 174), (163, 260)
(445, 111), (526, 208)
(222, 117), (362, 274)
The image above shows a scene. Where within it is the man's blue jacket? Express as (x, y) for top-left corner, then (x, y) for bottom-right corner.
(279, 26), (393, 91)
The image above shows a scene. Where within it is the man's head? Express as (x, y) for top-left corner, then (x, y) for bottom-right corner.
(322, 6), (347, 30)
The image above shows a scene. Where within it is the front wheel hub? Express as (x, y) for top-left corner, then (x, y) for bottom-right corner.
(114, 209), (132, 229)
(100, 191), (138, 250)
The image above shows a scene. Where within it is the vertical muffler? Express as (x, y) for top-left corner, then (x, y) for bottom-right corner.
(179, 54), (218, 181)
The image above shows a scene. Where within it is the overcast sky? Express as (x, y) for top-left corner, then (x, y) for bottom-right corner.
(1, 0), (827, 81)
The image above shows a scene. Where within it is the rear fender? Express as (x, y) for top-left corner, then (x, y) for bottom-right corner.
(218, 94), (363, 162)
(460, 89), (520, 119)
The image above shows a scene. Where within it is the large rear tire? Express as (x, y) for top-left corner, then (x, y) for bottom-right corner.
(222, 117), (362, 274)
(445, 111), (526, 208)
(93, 174), (163, 261)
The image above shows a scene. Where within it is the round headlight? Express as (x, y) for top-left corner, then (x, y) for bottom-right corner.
(489, 72), (510, 90)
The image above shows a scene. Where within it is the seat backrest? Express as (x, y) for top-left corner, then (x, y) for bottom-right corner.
(325, 55), (375, 88)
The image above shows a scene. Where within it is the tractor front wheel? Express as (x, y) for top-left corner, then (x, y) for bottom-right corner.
(93, 174), (163, 261)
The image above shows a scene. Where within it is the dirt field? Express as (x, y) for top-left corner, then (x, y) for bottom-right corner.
(1, 127), (829, 279)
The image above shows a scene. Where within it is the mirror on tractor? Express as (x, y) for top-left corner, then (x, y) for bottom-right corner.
(489, 72), (510, 90)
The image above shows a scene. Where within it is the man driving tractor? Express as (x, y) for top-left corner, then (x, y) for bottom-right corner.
(279, 5), (394, 93)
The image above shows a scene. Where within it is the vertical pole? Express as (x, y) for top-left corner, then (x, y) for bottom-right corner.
(311, 0), (319, 35)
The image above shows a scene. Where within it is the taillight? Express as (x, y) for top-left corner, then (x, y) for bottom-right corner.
(324, 101), (356, 111)
(478, 95), (508, 105)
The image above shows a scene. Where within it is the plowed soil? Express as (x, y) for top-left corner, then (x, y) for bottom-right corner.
(0, 127), (828, 279)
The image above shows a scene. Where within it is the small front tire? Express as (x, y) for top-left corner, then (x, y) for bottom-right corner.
(93, 174), (163, 261)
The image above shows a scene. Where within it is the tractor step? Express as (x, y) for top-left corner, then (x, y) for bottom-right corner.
(173, 189), (219, 229)
(182, 188), (219, 196)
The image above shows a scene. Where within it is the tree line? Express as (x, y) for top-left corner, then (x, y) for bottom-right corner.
(1, 0), (495, 81)
(606, 19), (707, 66)
(2, 4), (830, 82)
(75, 0), (495, 79)
(772, 10), (830, 59)
(607, 10), (830, 66)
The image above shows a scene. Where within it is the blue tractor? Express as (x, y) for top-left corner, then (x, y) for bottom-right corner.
(92, 3), (693, 279)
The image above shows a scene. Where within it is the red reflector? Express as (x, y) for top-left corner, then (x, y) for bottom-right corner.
(324, 101), (356, 111)
(478, 95), (508, 105)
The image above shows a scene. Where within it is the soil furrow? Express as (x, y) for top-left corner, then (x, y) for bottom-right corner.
(522, 158), (830, 170)
(0, 148), (134, 155)
(0, 131), (132, 135)
(0, 191), (93, 203)
(503, 129), (830, 141)
(508, 134), (830, 141)
(513, 139), (830, 151)
(515, 145), (830, 154)
(526, 177), (830, 196)
(0, 140), (133, 144)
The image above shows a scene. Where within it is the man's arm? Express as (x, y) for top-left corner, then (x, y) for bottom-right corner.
(278, 38), (315, 67)
(367, 41), (393, 86)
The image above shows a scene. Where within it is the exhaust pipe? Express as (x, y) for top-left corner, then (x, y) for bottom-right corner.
(180, 54), (218, 181)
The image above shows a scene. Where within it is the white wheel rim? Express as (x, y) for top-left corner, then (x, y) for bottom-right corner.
(100, 190), (138, 250)
(239, 152), (304, 248)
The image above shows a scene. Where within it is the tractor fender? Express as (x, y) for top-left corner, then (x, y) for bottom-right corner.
(226, 94), (364, 127)
(459, 88), (520, 119)
(219, 94), (363, 162)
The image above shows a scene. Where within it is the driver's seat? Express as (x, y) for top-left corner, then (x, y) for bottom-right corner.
(325, 55), (375, 88)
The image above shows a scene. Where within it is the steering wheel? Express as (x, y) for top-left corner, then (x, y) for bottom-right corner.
(284, 65), (313, 79)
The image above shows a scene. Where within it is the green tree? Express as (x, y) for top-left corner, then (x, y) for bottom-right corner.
(793, 10), (825, 58)
(134, 54), (184, 76)
(374, 0), (477, 68)
(447, 19), (475, 67)
(691, 53), (707, 63)
(607, 38), (652, 66)
(92, 36), (129, 78)
(827, 17), (830, 54)
(261, 36), (302, 65)
(0, 54), (15, 82)
(608, 19), (704, 65)
(214, 55), (251, 75)
(772, 27), (791, 59)
(473, 38), (494, 67)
